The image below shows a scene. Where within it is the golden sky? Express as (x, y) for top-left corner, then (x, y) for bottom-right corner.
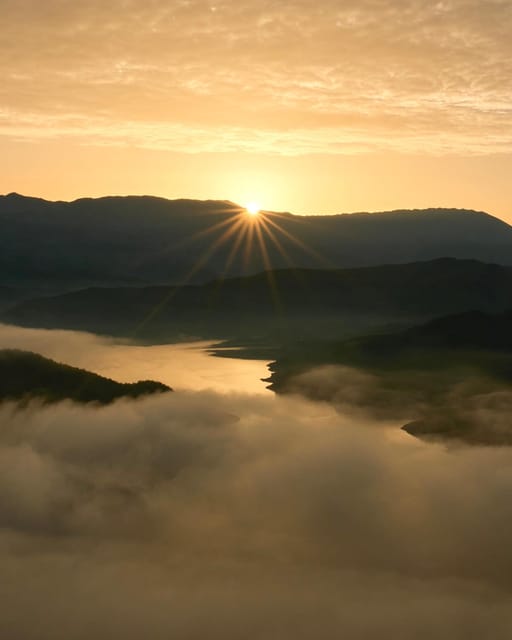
(2, 0), (512, 221)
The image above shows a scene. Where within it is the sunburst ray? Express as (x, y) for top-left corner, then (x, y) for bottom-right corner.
(254, 220), (283, 313)
(263, 214), (334, 269)
(131, 215), (245, 336)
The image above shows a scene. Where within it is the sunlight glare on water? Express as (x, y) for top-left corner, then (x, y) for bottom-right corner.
(0, 325), (271, 395)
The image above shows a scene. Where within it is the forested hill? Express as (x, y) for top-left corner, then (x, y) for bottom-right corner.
(0, 349), (171, 405)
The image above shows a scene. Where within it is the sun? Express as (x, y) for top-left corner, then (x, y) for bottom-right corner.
(245, 201), (261, 216)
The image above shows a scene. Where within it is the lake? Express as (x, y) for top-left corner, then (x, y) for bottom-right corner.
(0, 324), (271, 395)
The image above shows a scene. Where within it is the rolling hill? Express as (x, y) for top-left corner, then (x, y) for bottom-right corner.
(4, 258), (512, 342)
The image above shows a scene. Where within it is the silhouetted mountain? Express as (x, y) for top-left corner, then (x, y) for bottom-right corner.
(0, 349), (171, 405)
(2, 193), (512, 291)
(4, 258), (512, 342)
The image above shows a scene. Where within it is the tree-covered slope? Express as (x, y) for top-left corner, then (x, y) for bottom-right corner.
(0, 349), (171, 405)
(265, 308), (512, 445)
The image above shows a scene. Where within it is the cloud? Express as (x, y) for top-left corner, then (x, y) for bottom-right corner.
(2, 382), (512, 637)
(2, 0), (512, 155)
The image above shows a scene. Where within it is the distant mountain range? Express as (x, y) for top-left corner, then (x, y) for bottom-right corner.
(4, 258), (512, 342)
(2, 193), (512, 293)
(0, 349), (171, 405)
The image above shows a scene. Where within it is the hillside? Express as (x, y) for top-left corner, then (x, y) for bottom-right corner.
(266, 308), (512, 391)
(4, 258), (512, 342)
(265, 308), (512, 445)
(0, 349), (171, 405)
(2, 193), (512, 292)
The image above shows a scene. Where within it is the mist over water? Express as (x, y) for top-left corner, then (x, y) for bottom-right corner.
(2, 323), (512, 638)
(0, 324), (270, 394)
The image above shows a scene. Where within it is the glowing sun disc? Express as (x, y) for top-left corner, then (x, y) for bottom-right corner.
(245, 202), (260, 216)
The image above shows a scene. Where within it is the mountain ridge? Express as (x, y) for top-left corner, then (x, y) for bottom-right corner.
(1, 192), (505, 222)
(1, 193), (511, 292)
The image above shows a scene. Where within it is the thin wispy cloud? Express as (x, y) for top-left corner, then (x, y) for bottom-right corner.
(2, 0), (512, 155)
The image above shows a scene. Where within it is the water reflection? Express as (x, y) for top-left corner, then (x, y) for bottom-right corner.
(0, 324), (271, 394)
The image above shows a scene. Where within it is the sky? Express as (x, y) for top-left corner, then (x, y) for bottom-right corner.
(2, 0), (512, 221)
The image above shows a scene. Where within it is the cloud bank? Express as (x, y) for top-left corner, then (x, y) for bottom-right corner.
(2, 0), (512, 155)
(2, 384), (512, 638)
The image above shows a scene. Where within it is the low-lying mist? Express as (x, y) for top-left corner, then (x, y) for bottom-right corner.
(2, 382), (512, 639)
(286, 364), (512, 445)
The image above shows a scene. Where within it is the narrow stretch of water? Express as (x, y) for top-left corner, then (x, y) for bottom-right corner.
(0, 324), (271, 395)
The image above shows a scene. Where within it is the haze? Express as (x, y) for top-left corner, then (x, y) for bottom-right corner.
(2, 0), (512, 220)
(3, 2), (512, 637)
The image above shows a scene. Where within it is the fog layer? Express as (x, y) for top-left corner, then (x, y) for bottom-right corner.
(2, 384), (512, 638)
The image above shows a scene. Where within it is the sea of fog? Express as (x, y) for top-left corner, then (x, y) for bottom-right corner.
(1, 323), (512, 638)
